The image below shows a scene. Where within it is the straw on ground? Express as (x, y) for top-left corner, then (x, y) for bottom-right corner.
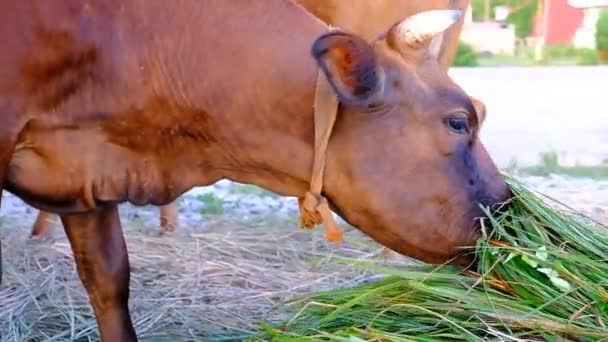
(0, 212), (409, 341)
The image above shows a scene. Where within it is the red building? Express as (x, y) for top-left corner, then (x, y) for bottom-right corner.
(533, 0), (584, 44)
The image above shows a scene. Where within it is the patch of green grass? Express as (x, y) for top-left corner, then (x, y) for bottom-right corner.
(231, 184), (279, 198)
(478, 53), (536, 67)
(577, 48), (600, 66)
(198, 192), (226, 215)
(517, 151), (608, 179)
(258, 178), (608, 341)
(477, 45), (600, 67)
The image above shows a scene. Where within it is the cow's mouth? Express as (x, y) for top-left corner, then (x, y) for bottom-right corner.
(456, 196), (513, 269)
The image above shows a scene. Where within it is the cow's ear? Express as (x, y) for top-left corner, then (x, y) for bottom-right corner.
(470, 96), (486, 128)
(312, 31), (384, 106)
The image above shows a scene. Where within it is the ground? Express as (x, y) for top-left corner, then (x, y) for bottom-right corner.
(1, 66), (608, 341)
(0, 180), (404, 341)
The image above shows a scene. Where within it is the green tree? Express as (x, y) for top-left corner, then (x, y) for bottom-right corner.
(471, 0), (535, 22)
(452, 42), (479, 67)
(596, 10), (608, 52)
(505, 0), (538, 39)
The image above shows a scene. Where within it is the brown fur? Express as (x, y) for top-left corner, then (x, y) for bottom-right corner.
(21, 28), (99, 111)
(1, 1), (508, 340)
(28, 0), (472, 239)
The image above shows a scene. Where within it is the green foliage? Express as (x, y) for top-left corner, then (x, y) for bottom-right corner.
(452, 41), (479, 67)
(577, 48), (599, 66)
(506, 0), (538, 39)
(263, 178), (608, 341)
(515, 151), (608, 179)
(478, 44), (598, 67)
(596, 10), (608, 52)
(543, 45), (600, 65)
(469, 0), (539, 38)
(539, 150), (559, 170)
(471, 0), (533, 21)
(197, 192), (225, 215)
(471, 0), (489, 21)
(544, 44), (580, 59)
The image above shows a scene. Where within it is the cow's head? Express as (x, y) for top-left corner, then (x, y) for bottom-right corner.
(313, 10), (510, 265)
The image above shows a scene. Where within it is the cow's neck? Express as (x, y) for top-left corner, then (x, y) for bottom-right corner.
(194, 75), (322, 199)
(124, 1), (331, 200)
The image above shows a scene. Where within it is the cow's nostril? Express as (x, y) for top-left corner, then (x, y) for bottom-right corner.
(468, 179), (475, 186)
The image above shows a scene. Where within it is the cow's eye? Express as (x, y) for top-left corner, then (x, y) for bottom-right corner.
(446, 114), (469, 134)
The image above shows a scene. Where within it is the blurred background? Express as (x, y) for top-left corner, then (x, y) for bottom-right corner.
(2, 2), (608, 339)
(453, 0), (608, 171)
(447, 0), (608, 219)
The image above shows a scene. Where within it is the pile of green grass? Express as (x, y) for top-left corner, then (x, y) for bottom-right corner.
(260, 179), (608, 341)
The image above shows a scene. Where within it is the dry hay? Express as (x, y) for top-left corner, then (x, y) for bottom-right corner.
(0, 213), (410, 341)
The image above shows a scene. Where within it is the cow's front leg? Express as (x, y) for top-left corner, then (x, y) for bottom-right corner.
(61, 206), (137, 342)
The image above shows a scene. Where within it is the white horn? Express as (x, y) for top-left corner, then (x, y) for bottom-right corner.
(393, 9), (462, 48)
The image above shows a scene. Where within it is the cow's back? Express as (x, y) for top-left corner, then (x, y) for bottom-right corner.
(118, 0), (326, 121)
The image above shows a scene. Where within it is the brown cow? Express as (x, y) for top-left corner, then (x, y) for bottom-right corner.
(0, 1), (508, 340)
(28, 0), (471, 239)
